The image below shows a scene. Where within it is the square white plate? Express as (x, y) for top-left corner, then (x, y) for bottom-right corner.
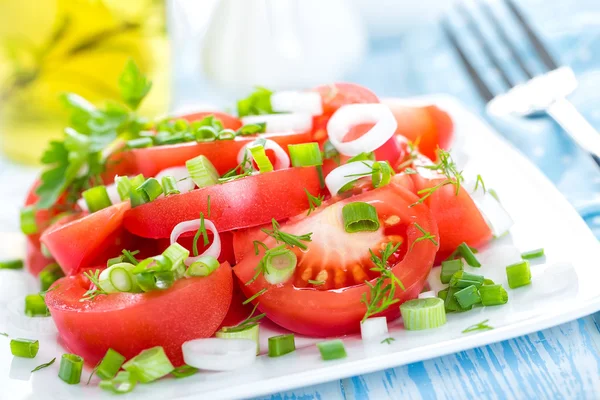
(1, 95), (599, 400)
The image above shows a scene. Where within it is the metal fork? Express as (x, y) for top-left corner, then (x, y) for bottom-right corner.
(443, 0), (600, 162)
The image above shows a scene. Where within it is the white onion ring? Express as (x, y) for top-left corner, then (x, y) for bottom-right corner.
(155, 166), (196, 193)
(170, 219), (221, 266)
(360, 317), (389, 341)
(241, 113), (313, 133)
(472, 191), (514, 238)
(271, 91), (323, 116)
(77, 182), (121, 212)
(182, 338), (256, 371)
(326, 103), (397, 156)
(236, 139), (290, 170)
(7, 297), (57, 338)
(325, 160), (375, 195)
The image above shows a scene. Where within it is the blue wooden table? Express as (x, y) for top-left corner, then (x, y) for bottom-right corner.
(253, 0), (600, 398)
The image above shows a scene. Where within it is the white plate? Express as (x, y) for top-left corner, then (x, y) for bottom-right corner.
(1, 95), (599, 400)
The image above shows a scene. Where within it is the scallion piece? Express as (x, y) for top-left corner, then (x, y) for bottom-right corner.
(126, 137), (153, 149)
(171, 365), (199, 379)
(457, 243), (481, 267)
(10, 338), (39, 358)
(99, 371), (137, 394)
(268, 334), (296, 357)
(161, 176), (180, 196)
(371, 161), (394, 188)
(25, 294), (49, 316)
(317, 339), (347, 361)
(248, 145), (274, 173)
(400, 298), (447, 330)
(129, 188), (147, 208)
(288, 143), (323, 167)
(506, 260), (531, 289)
(521, 248), (545, 260)
(59, 353), (84, 384)
(186, 155), (219, 188)
(40, 263), (64, 291)
(162, 243), (189, 274)
(82, 186), (112, 213)
(20, 206), (38, 235)
(216, 324), (260, 355)
(444, 286), (471, 312)
(449, 271), (485, 288)
(453, 285), (482, 309)
(479, 284), (509, 306)
(194, 126), (218, 141)
(440, 258), (463, 284)
(185, 256), (219, 277)
(98, 263), (138, 293)
(137, 178), (163, 202)
(115, 176), (133, 201)
(218, 129), (236, 140)
(264, 248), (297, 285)
(236, 123), (266, 136)
(96, 348), (126, 380)
(122, 346), (174, 383)
(342, 202), (380, 233)
(0, 259), (24, 270)
(438, 288), (448, 301)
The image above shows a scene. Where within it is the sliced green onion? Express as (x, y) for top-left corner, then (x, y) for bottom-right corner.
(96, 348), (126, 380)
(342, 202), (380, 233)
(371, 161), (394, 188)
(194, 126), (218, 141)
(20, 206), (38, 235)
(186, 155), (219, 188)
(218, 129), (236, 140)
(440, 258), (463, 284)
(115, 176), (132, 201)
(479, 284), (509, 306)
(457, 243), (481, 267)
(10, 338), (39, 358)
(135, 272), (158, 292)
(453, 285), (482, 309)
(162, 243), (189, 273)
(99, 263), (138, 293)
(129, 188), (147, 207)
(444, 286), (471, 312)
(449, 271), (485, 288)
(41, 243), (53, 258)
(122, 346), (174, 383)
(161, 176), (180, 196)
(506, 260), (531, 289)
(346, 152), (374, 163)
(268, 334), (296, 357)
(99, 371), (137, 394)
(236, 123), (266, 136)
(58, 353), (84, 384)
(216, 324), (260, 355)
(185, 256), (219, 277)
(289, 143), (323, 167)
(400, 298), (447, 330)
(126, 137), (153, 149)
(0, 259), (24, 270)
(322, 139), (340, 164)
(82, 185), (112, 213)
(25, 294), (49, 316)
(249, 145), (274, 173)
(137, 178), (163, 202)
(107, 256), (124, 267)
(171, 365), (199, 379)
(264, 248), (297, 285)
(521, 248), (545, 260)
(317, 339), (347, 361)
(438, 288), (448, 301)
(40, 263), (64, 291)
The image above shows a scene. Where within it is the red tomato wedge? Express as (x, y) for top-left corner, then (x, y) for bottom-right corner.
(218, 278), (254, 329)
(233, 177), (438, 337)
(176, 111), (243, 130)
(124, 167), (322, 239)
(46, 262), (233, 366)
(411, 174), (492, 259)
(25, 241), (54, 277)
(41, 202), (130, 276)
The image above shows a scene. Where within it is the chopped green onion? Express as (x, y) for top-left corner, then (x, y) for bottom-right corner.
(288, 143), (323, 167)
(171, 365), (199, 379)
(40, 263), (64, 291)
(82, 185), (112, 213)
(322, 139), (340, 164)
(483, 278), (495, 285)
(25, 294), (49, 316)
(99, 371), (137, 394)
(346, 152), (375, 163)
(506, 260), (531, 289)
(0, 259), (24, 270)
(237, 87), (273, 117)
(216, 323), (260, 355)
(449, 271), (485, 288)
(268, 334), (296, 357)
(96, 348), (126, 380)
(453, 285), (482, 309)
(236, 123), (266, 136)
(457, 243), (481, 267)
(400, 298), (447, 330)
(264, 248), (297, 285)
(479, 284), (509, 306)
(248, 144), (274, 173)
(122, 346), (174, 383)
(58, 353), (84, 384)
(99, 263), (138, 293)
(20, 206), (38, 235)
(371, 161), (394, 188)
(185, 256), (219, 277)
(161, 176), (180, 196)
(162, 243), (189, 273)
(126, 137), (153, 149)
(186, 155), (219, 188)
(444, 286), (471, 312)
(10, 338), (39, 358)
(440, 259), (463, 284)
(342, 202), (380, 233)
(137, 178), (163, 202)
(194, 126), (218, 141)
(129, 188), (147, 207)
(218, 129), (236, 140)
(437, 288), (448, 301)
(115, 175), (132, 201)
(521, 248), (545, 260)
(317, 339), (347, 361)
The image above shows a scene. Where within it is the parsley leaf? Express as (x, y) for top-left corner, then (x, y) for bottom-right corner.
(118, 59), (152, 110)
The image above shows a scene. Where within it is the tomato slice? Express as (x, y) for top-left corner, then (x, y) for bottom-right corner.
(218, 278), (254, 329)
(46, 262), (233, 366)
(124, 167), (322, 239)
(177, 111), (243, 130)
(25, 240), (54, 277)
(233, 177), (438, 337)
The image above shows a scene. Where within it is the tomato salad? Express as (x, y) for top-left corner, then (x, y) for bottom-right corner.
(9, 63), (528, 392)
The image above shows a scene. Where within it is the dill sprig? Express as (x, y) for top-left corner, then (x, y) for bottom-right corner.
(381, 337), (395, 345)
(411, 149), (464, 207)
(462, 319), (494, 333)
(261, 219), (312, 251)
(474, 174), (486, 193)
(80, 269), (107, 301)
(410, 223), (438, 250)
(305, 189), (324, 216)
(220, 302), (266, 333)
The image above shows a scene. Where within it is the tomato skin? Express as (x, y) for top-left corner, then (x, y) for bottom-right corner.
(25, 241), (54, 276)
(46, 263), (233, 366)
(124, 167), (322, 239)
(218, 278), (254, 329)
(233, 179), (438, 337)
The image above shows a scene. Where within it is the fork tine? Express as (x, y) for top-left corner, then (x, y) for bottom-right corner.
(441, 18), (495, 102)
(503, 0), (559, 70)
(457, 3), (515, 89)
(479, 0), (534, 79)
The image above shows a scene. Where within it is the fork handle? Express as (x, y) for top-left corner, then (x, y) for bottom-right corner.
(546, 97), (600, 161)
